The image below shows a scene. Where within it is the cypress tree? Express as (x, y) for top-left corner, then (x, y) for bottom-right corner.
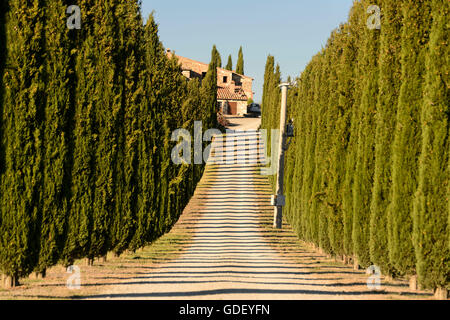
(261, 55), (275, 131)
(236, 46), (244, 75)
(108, 1), (127, 257)
(303, 55), (322, 244)
(225, 54), (233, 71)
(212, 45), (222, 68)
(261, 55), (277, 190)
(36, 0), (75, 275)
(185, 79), (203, 188)
(149, 19), (191, 238)
(201, 47), (219, 130)
(268, 64), (281, 189)
(165, 56), (189, 228)
(0, 0), (7, 202)
(129, 69), (154, 251)
(413, 0), (449, 295)
(0, 0), (46, 284)
(139, 14), (168, 241)
(0, 0), (7, 282)
(130, 14), (166, 248)
(119, 1), (149, 253)
(284, 83), (299, 230)
(351, 0), (381, 269)
(260, 55), (281, 193)
(157, 119), (170, 236)
(309, 51), (324, 247)
(342, 0), (365, 260)
(178, 78), (203, 213)
(310, 47), (332, 253)
(294, 66), (314, 240)
(326, 26), (347, 257)
(63, 0), (97, 264)
(64, 39), (96, 264)
(389, 0), (432, 276)
(109, 0), (144, 256)
(296, 62), (315, 241)
(369, 0), (403, 276)
(84, 0), (123, 262)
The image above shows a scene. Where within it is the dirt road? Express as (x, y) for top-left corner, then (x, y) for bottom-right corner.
(88, 117), (432, 300)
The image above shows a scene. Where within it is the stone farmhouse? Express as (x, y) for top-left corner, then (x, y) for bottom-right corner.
(166, 49), (254, 116)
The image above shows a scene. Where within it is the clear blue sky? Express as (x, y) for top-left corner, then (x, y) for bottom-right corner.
(141, 0), (355, 103)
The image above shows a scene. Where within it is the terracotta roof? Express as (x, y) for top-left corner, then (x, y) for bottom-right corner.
(217, 86), (248, 101)
(167, 50), (254, 80)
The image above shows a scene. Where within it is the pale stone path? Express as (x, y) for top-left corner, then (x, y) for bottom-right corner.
(90, 117), (432, 300)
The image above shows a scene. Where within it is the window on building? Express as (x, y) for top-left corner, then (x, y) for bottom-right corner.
(223, 76), (228, 83)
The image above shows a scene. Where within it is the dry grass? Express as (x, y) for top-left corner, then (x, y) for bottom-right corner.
(0, 222), (193, 300)
(256, 181), (435, 300)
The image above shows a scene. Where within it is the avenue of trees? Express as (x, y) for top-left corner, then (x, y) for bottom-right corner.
(0, 0), (217, 288)
(261, 0), (449, 297)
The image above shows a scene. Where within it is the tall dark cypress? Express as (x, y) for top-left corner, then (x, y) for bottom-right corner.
(292, 66), (313, 240)
(63, 0), (97, 265)
(261, 55), (275, 131)
(389, 0), (432, 276)
(201, 47), (219, 130)
(36, 0), (74, 276)
(110, 0), (144, 256)
(140, 14), (167, 240)
(124, 1), (150, 253)
(284, 82), (298, 230)
(267, 64), (281, 190)
(308, 53), (324, 247)
(352, 0), (381, 269)
(212, 45), (222, 68)
(413, 0), (449, 297)
(0, 0), (46, 285)
(0, 0), (7, 195)
(300, 55), (320, 243)
(260, 55), (277, 189)
(0, 0), (8, 284)
(147, 17), (189, 237)
(83, 0), (123, 262)
(236, 46), (244, 75)
(225, 54), (233, 71)
(326, 25), (347, 257)
(369, 0), (403, 276)
(342, 0), (365, 261)
(129, 68), (154, 251)
(183, 79), (203, 185)
(310, 47), (331, 254)
(164, 56), (189, 229)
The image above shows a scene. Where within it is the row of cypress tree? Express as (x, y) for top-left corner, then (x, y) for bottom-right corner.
(0, 0), (218, 287)
(211, 45), (245, 75)
(261, 0), (449, 296)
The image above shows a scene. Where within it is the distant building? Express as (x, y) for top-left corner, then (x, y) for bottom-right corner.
(166, 49), (254, 116)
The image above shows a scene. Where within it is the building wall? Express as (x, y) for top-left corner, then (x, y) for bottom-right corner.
(241, 77), (253, 100)
(170, 52), (209, 76)
(218, 100), (248, 116)
(237, 101), (247, 116)
(217, 69), (233, 87)
(168, 50), (254, 109)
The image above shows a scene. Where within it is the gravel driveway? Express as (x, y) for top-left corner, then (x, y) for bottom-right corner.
(90, 117), (432, 300)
